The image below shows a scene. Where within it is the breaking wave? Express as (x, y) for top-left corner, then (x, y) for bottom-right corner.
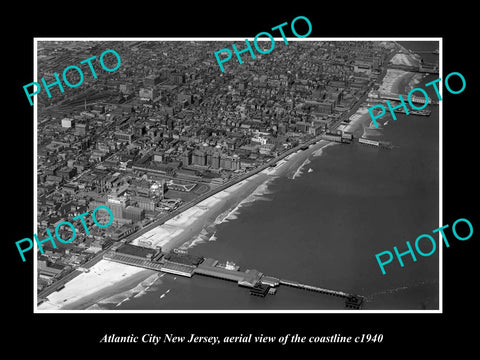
(94, 273), (161, 308)
(180, 177), (276, 250)
(312, 142), (337, 158)
(292, 158), (311, 180)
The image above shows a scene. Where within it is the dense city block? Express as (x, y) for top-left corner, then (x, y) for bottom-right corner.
(36, 40), (395, 294)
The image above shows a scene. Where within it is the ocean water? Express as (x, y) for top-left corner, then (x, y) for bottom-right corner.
(99, 42), (440, 311)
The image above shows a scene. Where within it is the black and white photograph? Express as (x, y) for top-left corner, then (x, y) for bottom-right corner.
(32, 39), (440, 312)
(6, 5), (477, 355)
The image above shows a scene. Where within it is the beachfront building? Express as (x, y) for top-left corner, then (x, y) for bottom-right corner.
(36, 40), (397, 297)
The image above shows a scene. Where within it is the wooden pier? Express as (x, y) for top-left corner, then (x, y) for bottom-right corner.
(102, 246), (365, 309)
(280, 279), (364, 309)
(280, 279), (350, 298)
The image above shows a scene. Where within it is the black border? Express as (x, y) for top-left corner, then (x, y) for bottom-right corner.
(6, 5), (478, 355)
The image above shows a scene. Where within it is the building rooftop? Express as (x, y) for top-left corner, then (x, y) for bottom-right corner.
(115, 243), (157, 258)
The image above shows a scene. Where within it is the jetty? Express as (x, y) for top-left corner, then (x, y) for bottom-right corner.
(102, 244), (365, 309)
(378, 92), (439, 105)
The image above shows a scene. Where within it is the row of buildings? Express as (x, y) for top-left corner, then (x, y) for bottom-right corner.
(36, 40), (394, 292)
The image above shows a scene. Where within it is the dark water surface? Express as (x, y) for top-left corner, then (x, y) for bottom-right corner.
(107, 41), (440, 311)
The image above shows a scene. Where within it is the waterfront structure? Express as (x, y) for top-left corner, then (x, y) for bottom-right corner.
(103, 245), (365, 309)
(358, 137), (392, 149)
(35, 40), (402, 302)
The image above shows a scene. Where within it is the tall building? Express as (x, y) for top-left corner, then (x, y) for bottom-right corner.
(124, 206), (145, 222)
(153, 152), (164, 163)
(119, 83), (133, 94)
(192, 150), (206, 166)
(144, 75), (160, 88)
(107, 194), (129, 220)
(172, 73), (185, 84)
(181, 150), (192, 166)
(61, 118), (74, 128)
(238, 81), (247, 90)
(150, 180), (166, 199)
(57, 166), (76, 180)
(115, 130), (133, 143)
(135, 196), (156, 211)
(108, 202), (124, 220)
(134, 123), (146, 136)
(220, 155), (231, 170)
(206, 152), (212, 166)
(167, 117), (174, 130)
(139, 87), (159, 101)
(212, 152), (221, 169)
(75, 122), (88, 136)
(231, 155), (240, 170)
(317, 101), (334, 114)
(328, 91), (342, 104)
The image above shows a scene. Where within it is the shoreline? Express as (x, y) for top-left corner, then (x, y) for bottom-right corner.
(38, 49), (416, 311)
(379, 69), (423, 95)
(38, 106), (371, 311)
(382, 45), (427, 95)
(38, 261), (155, 310)
(35, 146), (314, 310)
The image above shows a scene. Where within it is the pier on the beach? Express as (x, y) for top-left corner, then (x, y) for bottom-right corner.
(102, 244), (365, 309)
(388, 63), (439, 74)
(413, 50), (439, 54)
(379, 93), (439, 105)
(279, 279), (364, 309)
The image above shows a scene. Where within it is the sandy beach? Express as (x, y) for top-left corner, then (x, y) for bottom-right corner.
(389, 52), (421, 67)
(378, 68), (426, 96)
(381, 45), (427, 95)
(38, 136), (351, 311)
(390, 43), (421, 67)
(37, 76), (388, 312)
(38, 261), (154, 310)
(131, 177), (262, 252)
(37, 146), (311, 311)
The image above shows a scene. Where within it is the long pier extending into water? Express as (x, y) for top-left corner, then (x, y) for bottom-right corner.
(378, 92), (439, 105)
(102, 244), (365, 309)
(387, 63), (439, 74)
